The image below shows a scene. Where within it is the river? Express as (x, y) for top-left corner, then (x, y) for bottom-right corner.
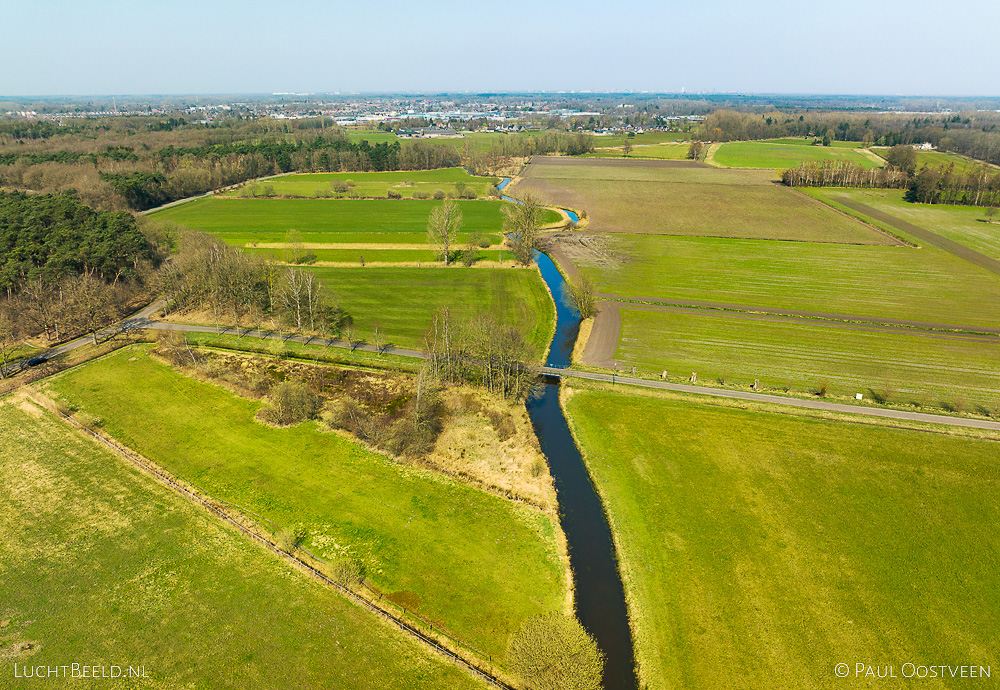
(527, 248), (638, 690)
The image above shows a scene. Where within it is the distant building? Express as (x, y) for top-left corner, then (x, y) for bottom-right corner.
(418, 127), (461, 138)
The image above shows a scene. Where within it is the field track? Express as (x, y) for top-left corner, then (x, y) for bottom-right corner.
(837, 198), (1000, 277)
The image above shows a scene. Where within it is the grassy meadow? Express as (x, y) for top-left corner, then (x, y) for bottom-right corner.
(41, 347), (568, 661)
(712, 141), (882, 169)
(304, 266), (555, 355)
(514, 159), (892, 243)
(577, 233), (1000, 328)
(0, 397), (485, 689)
(564, 388), (1000, 689)
(805, 187), (1000, 262)
(586, 143), (690, 160)
(228, 168), (500, 200)
(612, 306), (1000, 411)
(871, 147), (998, 174)
(149, 197), (513, 245)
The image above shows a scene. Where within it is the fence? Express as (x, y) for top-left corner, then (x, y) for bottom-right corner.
(44, 398), (515, 690)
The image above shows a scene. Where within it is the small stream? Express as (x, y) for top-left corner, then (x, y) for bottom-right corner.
(526, 248), (638, 689)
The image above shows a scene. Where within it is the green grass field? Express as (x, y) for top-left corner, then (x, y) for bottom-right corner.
(586, 143), (689, 160)
(712, 141), (881, 169)
(580, 233), (1000, 328)
(564, 389), (1000, 689)
(612, 307), (1000, 410)
(0, 397), (484, 689)
(515, 160), (892, 243)
(520, 158), (776, 185)
(805, 187), (1000, 262)
(228, 168), (500, 200)
(305, 266), (554, 355)
(871, 147), (997, 174)
(149, 197), (513, 245)
(42, 348), (568, 661)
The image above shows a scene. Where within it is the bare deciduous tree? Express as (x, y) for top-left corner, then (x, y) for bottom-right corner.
(426, 199), (463, 265)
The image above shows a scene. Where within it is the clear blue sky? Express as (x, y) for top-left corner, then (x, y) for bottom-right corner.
(5, 0), (999, 96)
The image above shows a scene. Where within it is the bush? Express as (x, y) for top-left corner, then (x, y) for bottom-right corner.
(259, 380), (321, 426)
(432, 189), (446, 200)
(387, 189), (402, 199)
(412, 190), (430, 199)
(506, 612), (603, 690)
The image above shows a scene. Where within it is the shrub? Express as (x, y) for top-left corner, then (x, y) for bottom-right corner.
(387, 189), (402, 199)
(432, 189), (446, 200)
(412, 190), (430, 199)
(259, 380), (321, 426)
(506, 612), (603, 690)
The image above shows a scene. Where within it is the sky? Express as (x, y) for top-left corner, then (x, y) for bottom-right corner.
(4, 0), (1000, 96)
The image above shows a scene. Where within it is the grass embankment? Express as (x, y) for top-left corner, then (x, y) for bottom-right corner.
(712, 141), (882, 169)
(513, 159), (888, 244)
(41, 347), (567, 661)
(225, 168), (500, 200)
(612, 306), (1000, 411)
(0, 396), (485, 689)
(564, 387), (1000, 689)
(804, 187), (1000, 262)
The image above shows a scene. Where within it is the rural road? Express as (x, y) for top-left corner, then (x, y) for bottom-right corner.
(11, 299), (998, 431)
(538, 366), (1000, 432)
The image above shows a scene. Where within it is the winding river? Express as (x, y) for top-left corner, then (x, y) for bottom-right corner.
(527, 252), (638, 686)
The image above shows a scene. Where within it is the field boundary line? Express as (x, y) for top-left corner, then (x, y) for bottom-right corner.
(27, 391), (515, 690)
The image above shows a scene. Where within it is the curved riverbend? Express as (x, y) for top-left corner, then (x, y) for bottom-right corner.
(528, 250), (638, 690)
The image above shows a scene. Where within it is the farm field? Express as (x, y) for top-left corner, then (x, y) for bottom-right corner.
(302, 266), (555, 355)
(564, 388), (1000, 690)
(594, 131), (693, 144)
(612, 306), (1000, 410)
(42, 348), (568, 661)
(149, 197), (516, 245)
(519, 156), (776, 184)
(227, 168), (500, 199)
(0, 397), (483, 689)
(513, 158), (892, 243)
(711, 140), (882, 169)
(586, 143), (689, 160)
(871, 147), (997, 174)
(576, 233), (1000, 328)
(805, 187), (1000, 262)
(758, 137), (866, 148)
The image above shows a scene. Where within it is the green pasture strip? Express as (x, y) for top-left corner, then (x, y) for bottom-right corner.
(43, 348), (567, 660)
(564, 389), (1000, 689)
(514, 177), (892, 244)
(244, 247), (516, 264)
(805, 187), (1000, 262)
(232, 232), (503, 247)
(148, 197), (510, 236)
(871, 147), (997, 174)
(712, 141), (882, 169)
(305, 266), (555, 357)
(228, 168), (499, 199)
(613, 307), (1000, 411)
(0, 399), (483, 689)
(586, 143), (689, 160)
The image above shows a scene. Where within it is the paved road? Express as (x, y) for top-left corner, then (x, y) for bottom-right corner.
(538, 366), (1000, 431)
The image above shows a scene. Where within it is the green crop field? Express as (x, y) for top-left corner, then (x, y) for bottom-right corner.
(611, 306), (1000, 410)
(343, 129), (402, 144)
(805, 188), (1000, 262)
(306, 266), (554, 355)
(586, 143), (689, 160)
(712, 141), (882, 169)
(149, 197), (513, 245)
(227, 168), (500, 200)
(520, 157), (776, 185)
(514, 160), (892, 243)
(579, 233), (1000, 328)
(871, 147), (997, 174)
(757, 137), (866, 148)
(564, 389), (1000, 689)
(42, 348), (568, 661)
(0, 397), (484, 689)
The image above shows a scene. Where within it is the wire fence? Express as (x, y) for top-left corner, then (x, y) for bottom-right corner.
(47, 401), (515, 690)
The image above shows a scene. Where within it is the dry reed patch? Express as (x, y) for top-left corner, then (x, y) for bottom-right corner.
(423, 388), (556, 512)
